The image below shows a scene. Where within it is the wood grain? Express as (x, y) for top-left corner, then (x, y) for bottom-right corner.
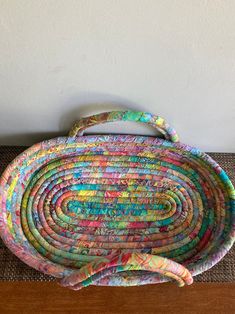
(0, 282), (234, 313)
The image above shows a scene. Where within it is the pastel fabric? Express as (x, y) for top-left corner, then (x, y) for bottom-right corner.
(0, 111), (234, 290)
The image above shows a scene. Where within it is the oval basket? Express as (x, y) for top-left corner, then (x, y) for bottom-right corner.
(0, 111), (234, 290)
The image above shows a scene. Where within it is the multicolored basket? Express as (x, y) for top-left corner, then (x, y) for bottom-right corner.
(0, 111), (234, 290)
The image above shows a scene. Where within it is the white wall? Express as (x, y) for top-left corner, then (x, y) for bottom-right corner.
(0, 0), (235, 151)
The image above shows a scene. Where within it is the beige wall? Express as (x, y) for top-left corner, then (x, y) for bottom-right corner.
(0, 0), (235, 151)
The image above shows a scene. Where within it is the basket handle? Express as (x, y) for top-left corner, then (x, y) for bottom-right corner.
(60, 253), (193, 290)
(69, 111), (179, 142)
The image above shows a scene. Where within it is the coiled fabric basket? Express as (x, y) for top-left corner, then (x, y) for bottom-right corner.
(0, 111), (234, 290)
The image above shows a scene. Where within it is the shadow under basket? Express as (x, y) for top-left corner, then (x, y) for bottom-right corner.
(0, 111), (234, 290)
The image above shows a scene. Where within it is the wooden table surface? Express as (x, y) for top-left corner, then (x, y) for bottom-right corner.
(0, 282), (234, 313)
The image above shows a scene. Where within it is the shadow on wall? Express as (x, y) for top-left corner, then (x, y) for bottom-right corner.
(0, 131), (65, 147)
(0, 100), (161, 146)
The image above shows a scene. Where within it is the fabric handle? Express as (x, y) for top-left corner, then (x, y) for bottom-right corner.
(60, 253), (193, 290)
(69, 111), (179, 142)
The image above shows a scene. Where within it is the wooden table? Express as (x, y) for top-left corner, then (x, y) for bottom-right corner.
(0, 282), (234, 313)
